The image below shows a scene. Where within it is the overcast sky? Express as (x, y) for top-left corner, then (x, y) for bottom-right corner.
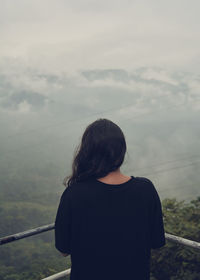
(1, 0), (200, 72)
(0, 0), (200, 201)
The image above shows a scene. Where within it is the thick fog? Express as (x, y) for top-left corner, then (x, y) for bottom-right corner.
(0, 0), (200, 201)
(0, 66), (200, 201)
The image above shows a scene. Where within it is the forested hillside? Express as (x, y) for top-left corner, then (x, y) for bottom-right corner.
(0, 171), (200, 279)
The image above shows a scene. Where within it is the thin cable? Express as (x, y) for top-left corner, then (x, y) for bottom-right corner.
(132, 154), (200, 171)
(138, 160), (200, 177)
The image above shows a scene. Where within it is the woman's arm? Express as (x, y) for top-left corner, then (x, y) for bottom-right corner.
(55, 187), (72, 255)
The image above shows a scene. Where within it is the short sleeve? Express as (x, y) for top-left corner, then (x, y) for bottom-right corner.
(149, 182), (166, 249)
(54, 187), (72, 254)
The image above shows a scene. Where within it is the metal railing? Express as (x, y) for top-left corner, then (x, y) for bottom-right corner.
(42, 269), (70, 280)
(1, 223), (200, 280)
(0, 223), (55, 245)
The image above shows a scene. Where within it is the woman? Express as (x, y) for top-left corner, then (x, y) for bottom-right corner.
(55, 118), (165, 280)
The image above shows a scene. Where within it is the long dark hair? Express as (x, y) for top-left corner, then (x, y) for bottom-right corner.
(63, 118), (127, 187)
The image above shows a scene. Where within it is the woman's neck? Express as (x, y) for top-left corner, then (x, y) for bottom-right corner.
(97, 169), (131, 184)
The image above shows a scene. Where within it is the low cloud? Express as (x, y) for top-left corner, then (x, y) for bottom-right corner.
(0, 64), (199, 201)
(1, 91), (47, 110)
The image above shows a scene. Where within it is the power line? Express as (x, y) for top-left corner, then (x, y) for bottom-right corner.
(139, 160), (200, 177)
(124, 152), (200, 177)
(128, 160), (200, 196)
(131, 154), (200, 171)
(122, 158), (200, 194)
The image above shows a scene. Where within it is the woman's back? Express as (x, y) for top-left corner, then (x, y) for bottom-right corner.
(55, 175), (165, 280)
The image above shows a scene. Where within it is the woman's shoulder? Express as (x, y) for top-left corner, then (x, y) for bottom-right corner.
(134, 176), (153, 185)
(134, 176), (156, 192)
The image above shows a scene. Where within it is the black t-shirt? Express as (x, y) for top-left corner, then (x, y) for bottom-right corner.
(55, 176), (166, 280)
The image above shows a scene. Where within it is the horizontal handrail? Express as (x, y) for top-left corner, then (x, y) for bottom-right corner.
(1, 223), (200, 251)
(165, 233), (200, 250)
(0, 223), (55, 245)
(41, 269), (71, 280)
